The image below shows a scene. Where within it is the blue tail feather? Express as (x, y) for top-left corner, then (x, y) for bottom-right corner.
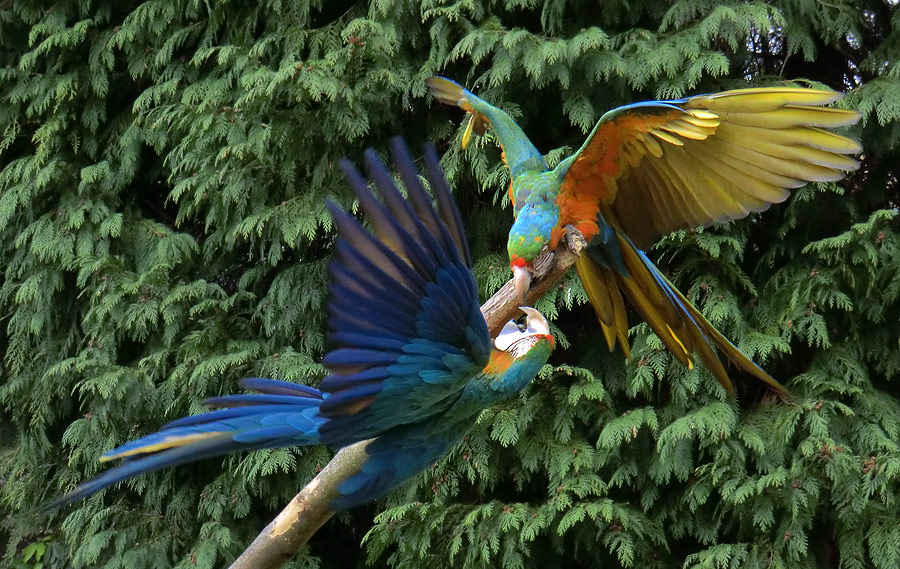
(44, 434), (240, 511)
(239, 377), (322, 397)
(202, 393), (317, 408)
(163, 404), (315, 430)
(47, 380), (326, 510)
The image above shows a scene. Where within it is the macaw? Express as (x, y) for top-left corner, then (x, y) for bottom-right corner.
(47, 139), (555, 511)
(427, 76), (862, 396)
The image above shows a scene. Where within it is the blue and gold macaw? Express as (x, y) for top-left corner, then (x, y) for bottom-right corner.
(427, 76), (862, 395)
(48, 139), (555, 511)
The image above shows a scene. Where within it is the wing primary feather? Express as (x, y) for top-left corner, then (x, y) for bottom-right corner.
(329, 269), (421, 317)
(330, 331), (409, 351)
(337, 163), (444, 279)
(363, 149), (451, 268)
(337, 157), (422, 261)
(320, 367), (393, 391)
(387, 139), (463, 266)
(329, 264), (421, 317)
(422, 142), (472, 267)
(697, 137), (809, 187)
(678, 142), (790, 206)
(329, 298), (418, 339)
(657, 146), (752, 223)
(328, 205), (428, 294)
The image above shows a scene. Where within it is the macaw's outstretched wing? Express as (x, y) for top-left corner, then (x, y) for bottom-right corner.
(318, 139), (492, 447)
(557, 87), (862, 248)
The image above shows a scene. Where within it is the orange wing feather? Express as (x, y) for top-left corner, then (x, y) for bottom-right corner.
(557, 88), (860, 248)
(557, 110), (688, 243)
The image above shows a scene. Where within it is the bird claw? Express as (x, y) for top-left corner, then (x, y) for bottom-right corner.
(565, 225), (587, 254)
(533, 247), (554, 278)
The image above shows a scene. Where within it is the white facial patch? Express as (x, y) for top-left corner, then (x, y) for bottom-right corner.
(493, 307), (551, 358)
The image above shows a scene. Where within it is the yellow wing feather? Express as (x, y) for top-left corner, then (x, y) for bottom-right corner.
(560, 86), (861, 249)
(99, 431), (229, 462)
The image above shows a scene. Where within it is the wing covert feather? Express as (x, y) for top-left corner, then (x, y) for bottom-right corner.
(560, 87), (861, 248)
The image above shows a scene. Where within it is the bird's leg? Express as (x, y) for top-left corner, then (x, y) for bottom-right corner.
(564, 224), (587, 255)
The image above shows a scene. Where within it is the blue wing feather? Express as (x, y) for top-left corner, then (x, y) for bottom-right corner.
(49, 139), (497, 513)
(388, 140), (462, 264)
(329, 254), (424, 310)
(329, 332), (408, 351)
(361, 149), (452, 268)
(338, 157), (447, 279)
(328, 208), (428, 295)
(318, 145), (490, 446)
(319, 366), (392, 389)
(421, 143), (473, 267)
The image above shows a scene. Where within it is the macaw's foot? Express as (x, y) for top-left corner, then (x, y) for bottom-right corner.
(533, 247), (554, 278)
(564, 224), (587, 255)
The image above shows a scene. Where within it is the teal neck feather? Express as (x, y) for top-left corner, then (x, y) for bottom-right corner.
(466, 96), (547, 178)
(467, 340), (553, 404)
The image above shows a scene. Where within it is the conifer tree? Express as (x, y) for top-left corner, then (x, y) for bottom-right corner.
(1, 1), (898, 568)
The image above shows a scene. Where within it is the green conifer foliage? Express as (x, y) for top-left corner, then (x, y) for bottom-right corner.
(1, 1), (897, 568)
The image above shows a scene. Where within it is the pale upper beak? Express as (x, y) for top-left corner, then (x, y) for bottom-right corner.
(519, 306), (550, 335)
(513, 266), (533, 304)
(494, 306), (552, 351)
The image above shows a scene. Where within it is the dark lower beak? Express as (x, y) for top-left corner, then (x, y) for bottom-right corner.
(513, 266), (532, 304)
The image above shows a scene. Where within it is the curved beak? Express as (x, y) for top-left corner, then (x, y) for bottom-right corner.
(493, 306), (552, 351)
(513, 266), (533, 304)
(519, 306), (550, 335)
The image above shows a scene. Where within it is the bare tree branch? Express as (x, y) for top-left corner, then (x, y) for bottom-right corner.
(227, 246), (579, 569)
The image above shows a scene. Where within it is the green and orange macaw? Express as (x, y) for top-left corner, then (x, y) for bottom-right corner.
(427, 77), (862, 395)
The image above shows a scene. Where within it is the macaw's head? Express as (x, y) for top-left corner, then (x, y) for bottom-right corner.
(483, 307), (555, 394)
(508, 202), (559, 303)
(494, 306), (555, 356)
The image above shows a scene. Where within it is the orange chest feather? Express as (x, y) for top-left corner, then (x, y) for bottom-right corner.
(553, 191), (603, 245)
(482, 349), (514, 375)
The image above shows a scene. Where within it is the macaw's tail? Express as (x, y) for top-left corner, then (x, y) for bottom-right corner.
(44, 378), (325, 510)
(577, 234), (788, 397)
(425, 76), (489, 149)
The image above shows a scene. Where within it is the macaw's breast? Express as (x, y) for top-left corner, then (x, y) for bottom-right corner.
(508, 172), (561, 264)
(482, 349), (514, 375)
(553, 191), (603, 244)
